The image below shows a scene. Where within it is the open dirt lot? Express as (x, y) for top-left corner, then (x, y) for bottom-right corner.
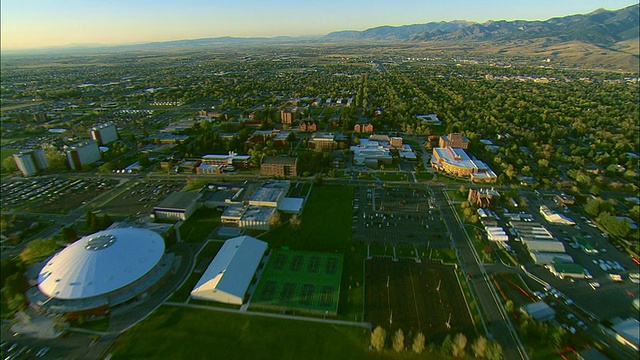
(364, 259), (475, 343)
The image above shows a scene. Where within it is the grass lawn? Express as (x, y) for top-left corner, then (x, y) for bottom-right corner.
(179, 208), (221, 243)
(169, 241), (224, 303)
(415, 172), (434, 181)
(108, 306), (456, 360)
(107, 306), (373, 360)
(259, 185), (366, 321)
(259, 185), (353, 252)
(376, 172), (408, 182)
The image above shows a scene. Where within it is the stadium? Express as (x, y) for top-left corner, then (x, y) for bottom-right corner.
(27, 228), (174, 319)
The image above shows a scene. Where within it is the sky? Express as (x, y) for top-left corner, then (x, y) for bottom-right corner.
(1, 0), (637, 50)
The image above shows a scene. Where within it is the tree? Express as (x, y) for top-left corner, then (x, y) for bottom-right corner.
(371, 326), (386, 351)
(504, 299), (514, 313)
(61, 226), (78, 243)
(268, 211), (282, 228)
(392, 329), (404, 352)
(3, 272), (28, 312)
(441, 334), (453, 356)
(485, 340), (503, 360)
(412, 332), (426, 354)
(2, 156), (17, 173)
(452, 333), (467, 357)
(45, 150), (67, 170)
(471, 336), (488, 358)
(313, 173), (323, 185)
(289, 214), (301, 230)
(459, 185), (467, 196)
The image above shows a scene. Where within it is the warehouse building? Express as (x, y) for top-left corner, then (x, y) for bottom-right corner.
(190, 236), (268, 305)
(530, 252), (574, 266)
(520, 301), (555, 321)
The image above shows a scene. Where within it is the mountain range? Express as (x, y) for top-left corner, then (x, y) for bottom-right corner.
(325, 5), (639, 46)
(4, 5), (638, 71)
(324, 4), (639, 71)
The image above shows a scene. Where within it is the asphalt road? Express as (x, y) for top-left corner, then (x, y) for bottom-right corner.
(433, 188), (528, 360)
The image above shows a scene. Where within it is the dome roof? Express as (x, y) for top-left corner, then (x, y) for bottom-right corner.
(37, 228), (165, 300)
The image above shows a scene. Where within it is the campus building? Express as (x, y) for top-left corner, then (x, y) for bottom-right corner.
(89, 122), (118, 145)
(28, 228), (171, 319)
(13, 149), (49, 177)
(261, 156), (298, 177)
(308, 132), (348, 150)
(152, 191), (201, 221)
(431, 147), (497, 182)
(201, 152), (251, 169)
(439, 133), (469, 149)
(65, 141), (101, 170)
(191, 236), (268, 305)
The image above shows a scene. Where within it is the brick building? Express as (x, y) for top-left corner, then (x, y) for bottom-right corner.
(261, 156), (298, 177)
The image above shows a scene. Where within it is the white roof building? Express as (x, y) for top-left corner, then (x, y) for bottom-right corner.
(37, 228), (165, 300)
(190, 236), (268, 305)
(539, 205), (575, 225)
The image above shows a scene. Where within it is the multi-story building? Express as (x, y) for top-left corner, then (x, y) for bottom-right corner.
(439, 133), (470, 149)
(390, 137), (403, 148)
(308, 132), (348, 150)
(261, 156), (298, 177)
(13, 149), (49, 176)
(201, 152), (251, 169)
(65, 141), (101, 170)
(354, 123), (374, 133)
(89, 122), (118, 145)
(431, 147), (496, 182)
(299, 122), (317, 132)
(280, 108), (298, 124)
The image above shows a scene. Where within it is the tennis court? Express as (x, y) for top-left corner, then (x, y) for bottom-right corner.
(250, 249), (343, 315)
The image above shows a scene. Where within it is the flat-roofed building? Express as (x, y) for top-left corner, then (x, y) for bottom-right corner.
(249, 181), (290, 207)
(609, 318), (640, 351)
(13, 149), (49, 176)
(431, 147), (496, 182)
(65, 141), (100, 170)
(89, 122), (118, 145)
(152, 191), (201, 221)
(239, 206), (276, 230)
(201, 152), (251, 169)
(261, 156), (298, 177)
(520, 301), (555, 321)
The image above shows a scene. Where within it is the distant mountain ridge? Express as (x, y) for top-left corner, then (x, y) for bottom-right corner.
(324, 4), (639, 48)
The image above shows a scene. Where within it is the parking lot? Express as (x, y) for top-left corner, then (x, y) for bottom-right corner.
(351, 185), (449, 247)
(99, 179), (185, 216)
(0, 177), (118, 213)
(509, 193), (640, 320)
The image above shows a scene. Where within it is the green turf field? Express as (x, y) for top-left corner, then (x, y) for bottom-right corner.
(107, 306), (373, 360)
(251, 249), (343, 315)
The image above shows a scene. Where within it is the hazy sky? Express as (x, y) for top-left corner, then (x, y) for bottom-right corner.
(1, 0), (637, 49)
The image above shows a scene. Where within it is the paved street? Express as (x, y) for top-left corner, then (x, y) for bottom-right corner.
(433, 188), (528, 360)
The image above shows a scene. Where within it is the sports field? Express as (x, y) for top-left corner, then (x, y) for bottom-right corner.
(365, 259), (475, 343)
(250, 249), (343, 315)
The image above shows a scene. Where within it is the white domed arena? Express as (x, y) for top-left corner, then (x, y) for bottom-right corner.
(28, 227), (173, 318)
